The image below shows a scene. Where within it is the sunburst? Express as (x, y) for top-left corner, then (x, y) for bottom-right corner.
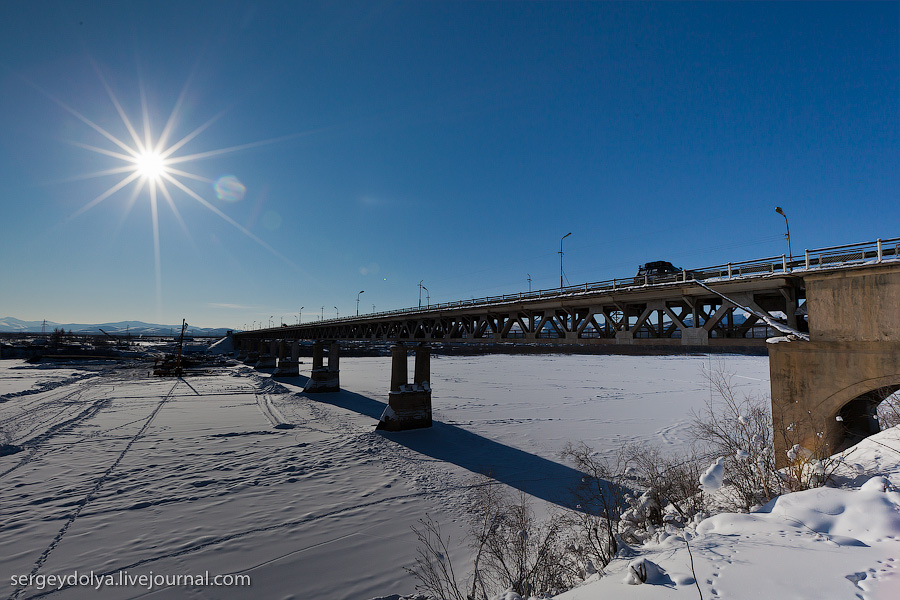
(44, 68), (305, 318)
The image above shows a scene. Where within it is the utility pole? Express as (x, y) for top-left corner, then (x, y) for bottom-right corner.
(559, 232), (572, 291)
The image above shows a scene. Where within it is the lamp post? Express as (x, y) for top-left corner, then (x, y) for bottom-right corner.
(320, 306), (324, 320)
(299, 306), (304, 324)
(775, 207), (792, 259)
(334, 306), (339, 319)
(357, 290), (365, 316)
(268, 316), (273, 328)
(418, 280), (425, 308)
(527, 273), (532, 292)
(559, 232), (572, 291)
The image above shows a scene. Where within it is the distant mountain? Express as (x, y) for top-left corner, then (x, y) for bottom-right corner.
(0, 317), (234, 337)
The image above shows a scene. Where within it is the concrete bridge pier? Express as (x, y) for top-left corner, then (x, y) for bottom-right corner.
(235, 339), (248, 361)
(377, 343), (432, 431)
(304, 341), (340, 392)
(272, 340), (300, 377)
(245, 339), (261, 364)
(255, 340), (277, 369)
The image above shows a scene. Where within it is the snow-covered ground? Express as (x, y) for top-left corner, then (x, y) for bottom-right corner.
(0, 361), (98, 397)
(0, 354), (896, 599)
(557, 426), (900, 600)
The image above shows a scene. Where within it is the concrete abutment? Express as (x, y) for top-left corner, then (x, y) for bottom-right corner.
(769, 264), (900, 467)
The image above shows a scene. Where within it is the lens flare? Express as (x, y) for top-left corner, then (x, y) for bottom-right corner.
(213, 175), (246, 202)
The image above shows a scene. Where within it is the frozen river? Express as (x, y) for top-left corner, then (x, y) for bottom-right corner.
(0, 353), (770, 599)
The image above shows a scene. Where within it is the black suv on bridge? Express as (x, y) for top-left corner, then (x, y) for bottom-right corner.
(634, 260), (685, 284)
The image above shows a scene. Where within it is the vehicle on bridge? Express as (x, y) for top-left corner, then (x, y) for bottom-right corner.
(634, 260), (692, 284)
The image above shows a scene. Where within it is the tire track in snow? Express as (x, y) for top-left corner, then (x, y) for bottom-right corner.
(9, 379), (181, 600)
(22, 481), (483, 599)
(0, 397), (112, 479)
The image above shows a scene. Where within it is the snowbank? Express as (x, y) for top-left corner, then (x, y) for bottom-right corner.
(558, 426), (900, 600)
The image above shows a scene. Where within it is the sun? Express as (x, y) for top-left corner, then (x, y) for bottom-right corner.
(134, 149), (167, 181)
(52, 69), (306, 320)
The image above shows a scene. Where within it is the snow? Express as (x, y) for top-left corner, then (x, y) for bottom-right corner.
(1, 353), (898, 599)
(0, 360), (98, 397)
(699, 457), (725, 492)
(558, 426), (900, 600)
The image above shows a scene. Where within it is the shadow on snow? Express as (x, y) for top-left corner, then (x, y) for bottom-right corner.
(299, 385), (605, 511)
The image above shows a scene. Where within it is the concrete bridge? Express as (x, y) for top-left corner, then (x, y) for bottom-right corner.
(233, 237), (900, 459)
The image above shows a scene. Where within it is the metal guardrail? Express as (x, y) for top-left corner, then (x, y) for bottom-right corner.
(242, 237), (899, 331)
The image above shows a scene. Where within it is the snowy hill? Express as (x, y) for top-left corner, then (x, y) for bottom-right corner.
(557, 426), (900, 600)
(0, 317), (233, 336)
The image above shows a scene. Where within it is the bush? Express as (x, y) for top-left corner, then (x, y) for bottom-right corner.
(407, 479), (580, 599)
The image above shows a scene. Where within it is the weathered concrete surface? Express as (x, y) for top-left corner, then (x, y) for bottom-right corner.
(805, 264), (900, 342)
(769, 340), (900, 465)
(304, 341), (340, 393)
(769, 264), (900, 467)
(377, 344), (433, 430)
(272, 340), (299, 377)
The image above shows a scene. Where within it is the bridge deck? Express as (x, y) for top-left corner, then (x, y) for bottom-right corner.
(234, 237), (898, 346)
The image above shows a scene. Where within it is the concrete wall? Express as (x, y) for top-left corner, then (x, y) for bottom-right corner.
(769, 264), (900, 466)
(769, 340), (900, 464)
(805, 264), (900, 342)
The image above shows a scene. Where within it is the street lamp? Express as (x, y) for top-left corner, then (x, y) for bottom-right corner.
(775, 207), (792, 259)
(357, 290), (365, 316)
(299, 306), (304, 324)
(418, 280), (425, 308)
(320, 306), (324, 320)
(269, 315), (273, 328)
(334, 306), (339, 319)
(559, 232), (572, 291)
(527, 273), (532, 292)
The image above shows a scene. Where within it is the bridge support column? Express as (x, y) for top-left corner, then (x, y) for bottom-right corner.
(615, 331), (634, 344)
(235, 339), (248, 361)
(273, 340), (299, 377)
(377, 343), (432, 431)
(245, 340), (262, 364)
(304, 341), (340, 392)
(255, 340), (277, 369)
(681, 327), (709, 345)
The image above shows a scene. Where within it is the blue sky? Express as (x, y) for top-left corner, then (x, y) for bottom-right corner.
(0, 1), (897, 329)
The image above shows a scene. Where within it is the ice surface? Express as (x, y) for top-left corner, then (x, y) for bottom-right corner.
(5, 353), (896, 599)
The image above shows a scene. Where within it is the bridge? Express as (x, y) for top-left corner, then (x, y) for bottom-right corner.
(233, 237), (900, 463)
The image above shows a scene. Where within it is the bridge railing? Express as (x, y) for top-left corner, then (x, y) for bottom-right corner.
(243, 237), (900, 331)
